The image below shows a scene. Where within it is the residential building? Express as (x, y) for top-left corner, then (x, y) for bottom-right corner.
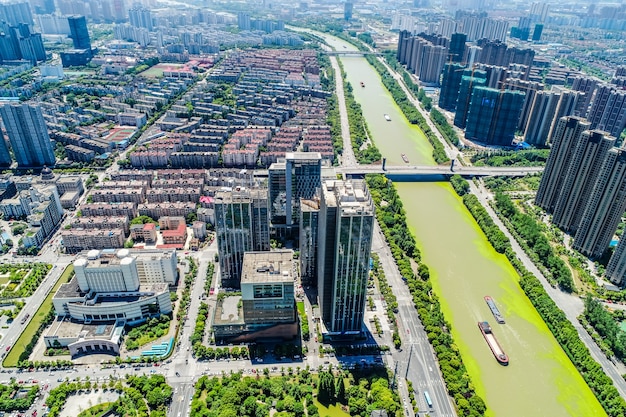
(137, 202), (195, 219)
(215, 187), (269, 288)
(552, 130), (615, 233)
(439, 63), (466, 111)
(535, 117), (591, 212)
(464, 87), (525, 146)
(130, 223), (156, 243)
(0, 103), (55, 168)
(573, 147), (626, 258)
(193, 221), (206, 241)
(524, 90), (561, 146)
(454, 70), (487, 129)
(61, 228), (126, 253)
(587, 85), (626, 139)
(0, 185), (62, 247)
(317, 180), (374, 339)
(606, 238), (626, 286)
(71, 216), (130, 235)
(128, 7), (153, 31)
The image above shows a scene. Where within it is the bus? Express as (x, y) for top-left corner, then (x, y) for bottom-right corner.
(424, 391), (433, 408)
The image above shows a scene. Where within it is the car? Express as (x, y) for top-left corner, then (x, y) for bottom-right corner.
(5, 346), (9, 352)
(175, 372), (180, 377)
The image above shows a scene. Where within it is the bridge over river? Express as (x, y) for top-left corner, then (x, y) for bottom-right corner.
(338, 164), (544, 180)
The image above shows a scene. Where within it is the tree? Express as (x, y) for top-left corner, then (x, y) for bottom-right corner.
(185, 212), (197, 224)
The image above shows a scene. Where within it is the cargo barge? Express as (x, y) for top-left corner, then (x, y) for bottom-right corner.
(484, 295), (505, 324)
(478, 321), (509, 365)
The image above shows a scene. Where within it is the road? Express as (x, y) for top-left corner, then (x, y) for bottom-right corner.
(371, 223), (456, 417)
(326, 47), (358, 168)
(339, 164), (543, 177)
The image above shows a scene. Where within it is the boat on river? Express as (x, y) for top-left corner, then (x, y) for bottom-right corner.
(478, 321), (509, 365)
(401, 154), (409, 163)
(384, 114), (391, 121)
(484, 295), (505, 324)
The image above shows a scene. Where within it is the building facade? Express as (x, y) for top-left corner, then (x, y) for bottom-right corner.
(552, 130), (615, 234)
(573, 147), (626, 258)
(215, 187), (269, 288)
(317, 180), (374, 338)
(0, 103), (55, 168)
(535, 116), (591, 212)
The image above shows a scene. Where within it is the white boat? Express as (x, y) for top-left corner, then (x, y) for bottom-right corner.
(384, 114), (391, 121)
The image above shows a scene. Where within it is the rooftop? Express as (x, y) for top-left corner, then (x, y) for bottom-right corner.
(241, 250), (294, 284)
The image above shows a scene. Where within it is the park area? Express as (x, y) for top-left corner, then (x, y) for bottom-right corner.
(0, 263), (51, 298)
(191, 367), (399, 417)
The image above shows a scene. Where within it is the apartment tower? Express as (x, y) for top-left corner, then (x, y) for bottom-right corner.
(552, 130), (615, 233)
(0, 103), (55, 168)
(573, 147), (626, 258)
(535, 116), (591, 212)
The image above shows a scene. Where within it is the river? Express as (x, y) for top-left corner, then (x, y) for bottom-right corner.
(316, 33), (607, 417)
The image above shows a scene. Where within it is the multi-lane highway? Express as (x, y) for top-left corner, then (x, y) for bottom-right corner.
(371, 223), (456, 417)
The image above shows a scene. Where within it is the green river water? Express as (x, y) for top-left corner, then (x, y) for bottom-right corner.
(317, 33), (607, 417)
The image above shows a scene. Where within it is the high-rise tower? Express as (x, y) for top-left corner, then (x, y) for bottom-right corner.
(0, 103), (55, 168)
(573, 147), (626, 258)
(439, 63), (466, 111)
(587, 86), (626, 139)
(268, 152), (322, 234)
(535, 116), (590, 212)
(552, 130), (615, 233)
(606, 236), (626, 286)
(317, 180), (374, 338)
(524, 90), (561, 146)
(453, 69), (487, 129)
(67, 15), (91, 50)
(214, 187), (269, 289)
(464, 87), (525, 146)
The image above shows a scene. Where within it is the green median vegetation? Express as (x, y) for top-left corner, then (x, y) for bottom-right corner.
(191, 302), (209, 351)
(297, 301), (310, 341)
(4, 265), (74, 369)
(449, 175), (626, 417)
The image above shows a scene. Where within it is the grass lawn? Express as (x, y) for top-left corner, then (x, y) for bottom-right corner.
(313, 399), (350, 417)
(297, 301), (305, 316)
(0, 276), (10, 285)
(139, 67), (164, 78)
(77, 401), (115, 417)
(3, 265), (74, 367)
